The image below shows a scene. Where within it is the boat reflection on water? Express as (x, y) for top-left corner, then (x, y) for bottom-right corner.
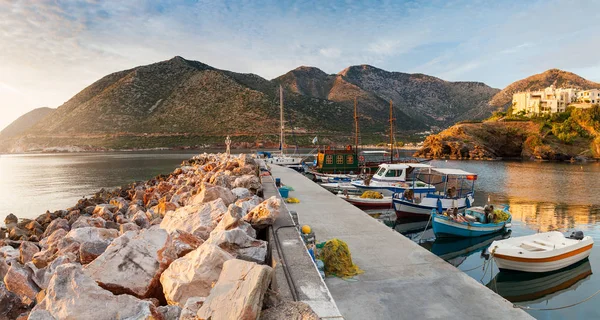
(487, 259), (593, 303)
(420, 230), (512, 267)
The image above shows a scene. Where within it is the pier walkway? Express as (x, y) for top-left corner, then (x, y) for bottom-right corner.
(269, 165), (533, 320)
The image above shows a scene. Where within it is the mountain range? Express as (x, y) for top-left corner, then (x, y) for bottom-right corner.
(1, 57), (598, 152)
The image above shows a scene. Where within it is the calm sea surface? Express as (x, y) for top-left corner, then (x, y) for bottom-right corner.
(1, 151), (600, 318)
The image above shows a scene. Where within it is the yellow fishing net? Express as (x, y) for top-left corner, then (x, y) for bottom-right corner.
(320, 239), (363, 278)
(286, 197), (300, 203)
(493, 209), (510, 223)
(360, 191), (383, 199)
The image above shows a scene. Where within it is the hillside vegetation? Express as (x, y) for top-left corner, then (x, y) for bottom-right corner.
(415, 106), (600, 160)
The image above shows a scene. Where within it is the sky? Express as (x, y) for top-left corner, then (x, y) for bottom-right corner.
(2, 0), (600, 131)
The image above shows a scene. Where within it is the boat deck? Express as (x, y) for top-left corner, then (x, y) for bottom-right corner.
(270, 164), (533, 320)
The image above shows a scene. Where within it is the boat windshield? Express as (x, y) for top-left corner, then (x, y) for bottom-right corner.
(375, 167), (386, 176)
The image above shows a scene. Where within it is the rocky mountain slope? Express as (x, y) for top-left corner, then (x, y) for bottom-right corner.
(489, 69), (600, 109)
(1, 56), (502, 152)
(276, 65), (500, 128)
(0, 107), (54, 138)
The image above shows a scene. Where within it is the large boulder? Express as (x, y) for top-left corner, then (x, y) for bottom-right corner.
(0, 245), (19, 279)
(30, 263), (161, 320)
(71, 216), (106, 229)
(231, 187), (251, 199)
(19, 241), (40, 265)
(4, 263), (40, 306)
(180, 297), (205, 320)
(84, 228), (177, 300)
(243, 196), (281, 229)
(4, 213), (18, 227)
(212, 204), (256, 239)
(205, 228), (267, 263)
(169, 230), (203, 258)
(190, 184), (236, 206)
(30, 253), (78, 290)
(160, 244), (234, 307)
(42, 218), (70, 239)
(65, 227), (118, 244)
(160, 198), (227, 240)
(39, 229), (67, 250)
(232, 174), (261, 190)
(236, 196), (263, 215)
(0, 282), (28, 320)
(196, 259), (273, 320)
(157, 305), (182, 320)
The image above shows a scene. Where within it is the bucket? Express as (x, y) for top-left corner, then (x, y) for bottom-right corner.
(279, 187), (289, 198)
(275, 178), (281, 187)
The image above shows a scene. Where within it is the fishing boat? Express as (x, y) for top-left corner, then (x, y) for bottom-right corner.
(489, 231), (594, 273)
(488, 258), (592, 303)
(392, 168), (477, 220)
(337, 193), (392, 209)
(351, 163), (436, 196)
(264, 85), (303, 167)
(432, 205), (512, 238)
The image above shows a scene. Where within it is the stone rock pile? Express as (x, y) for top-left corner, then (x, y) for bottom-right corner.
(0, 153), (292, 319)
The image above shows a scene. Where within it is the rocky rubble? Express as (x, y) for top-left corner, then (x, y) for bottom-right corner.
(0, 153), (300, 319)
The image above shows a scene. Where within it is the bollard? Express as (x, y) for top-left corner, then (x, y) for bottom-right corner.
(275, 178), (281, 187)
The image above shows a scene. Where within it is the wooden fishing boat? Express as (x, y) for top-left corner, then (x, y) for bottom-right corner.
(489, 231), (594, 273)
(432, 205), (512, 238)
(337, 193), (392, 209)
(393, 168), (477, 220)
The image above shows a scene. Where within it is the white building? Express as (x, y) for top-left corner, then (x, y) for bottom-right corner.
(576, 89), (600, 104)
(511, 86), (580, 115)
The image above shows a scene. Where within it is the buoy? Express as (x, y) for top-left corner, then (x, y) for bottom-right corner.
(301, 225), (312, 234)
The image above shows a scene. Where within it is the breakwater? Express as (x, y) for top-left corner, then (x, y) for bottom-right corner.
(0, 153), (317, 319)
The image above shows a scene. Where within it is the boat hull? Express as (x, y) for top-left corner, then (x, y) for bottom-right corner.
(352, 181), (436, 197)
(393, 195), (474, 220)
(432, 214), (509, 238)
(337, 194), (392, 209)
(491, 234), (594, 273)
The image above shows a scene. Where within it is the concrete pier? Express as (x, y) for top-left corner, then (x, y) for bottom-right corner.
(269, 164), (533, 320)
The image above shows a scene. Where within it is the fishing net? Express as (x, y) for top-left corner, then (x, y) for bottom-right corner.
(493, 209), (510, 223)
(319, 239), (363, 278)
(360, 191), (383, 199)
(286, 197), (300, 203)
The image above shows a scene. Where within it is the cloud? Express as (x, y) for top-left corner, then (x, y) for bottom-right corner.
(2, 0), (600, 130)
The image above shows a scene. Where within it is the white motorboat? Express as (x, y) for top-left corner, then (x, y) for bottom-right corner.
(351, 163), (435, 197)
(489, 231), (594, 273)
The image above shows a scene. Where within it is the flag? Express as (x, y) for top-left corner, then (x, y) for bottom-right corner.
(312, 136), (318, 144)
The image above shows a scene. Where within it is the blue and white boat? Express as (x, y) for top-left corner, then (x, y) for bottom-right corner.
(432, 205), (512, 238)
(351, 163), (436, 197)
(392, 168), (477, 219)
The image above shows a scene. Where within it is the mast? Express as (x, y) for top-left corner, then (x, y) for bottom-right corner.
(389, 99), (395, 163)
(354, 97), (359, 151)
(280, 85), (285, 155)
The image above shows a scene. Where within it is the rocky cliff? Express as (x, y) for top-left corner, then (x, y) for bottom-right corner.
(416, 106), (600, 161)
(1, 57), (501, 152)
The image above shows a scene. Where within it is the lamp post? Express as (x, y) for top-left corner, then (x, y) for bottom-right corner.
(225, 135), (231, 158)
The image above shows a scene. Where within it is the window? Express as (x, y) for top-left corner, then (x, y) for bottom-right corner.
(385, 169), (397, 177)
(346, 155), (354, 163)
(326, 155), (333, 164)
(336, 155), (344, 164)
(375, 167), (385, 176)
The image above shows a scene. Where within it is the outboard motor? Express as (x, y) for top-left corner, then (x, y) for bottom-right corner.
(568, 231), (584, 240)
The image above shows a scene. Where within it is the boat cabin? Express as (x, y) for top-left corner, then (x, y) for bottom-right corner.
(315, 145), (359, 174)
(410, 168), (478, 198)
(372, 163), (432, 182)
